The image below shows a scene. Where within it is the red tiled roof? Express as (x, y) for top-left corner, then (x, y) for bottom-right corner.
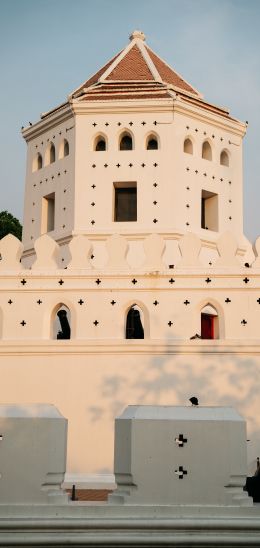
(78, 78), (172, 102)
(180, 94), (230, 118)
(44, 33), (227, 122)
(82, 92), (172, 101)
(146, 46), (198, 95)
(74, 51), (122, 95)
(39, 33), (234, 122)
(107, 45), (154, 81)
(71, 35), (199, 103)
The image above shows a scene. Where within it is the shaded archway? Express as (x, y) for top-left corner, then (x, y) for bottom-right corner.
(184, 138), (193, 154)
(52, 304), (71, 339)
(202, 140), (212, 161)
(45, 142), (56, 165)
(220, 149), (229, 167)
(94, 134), (107, 151)
(146, 133), (159, 150)
(59, 139), (69, 159)
(119, 131), (133, 151)
(32, 152), (43, 172)
(125, 304), (144, 339)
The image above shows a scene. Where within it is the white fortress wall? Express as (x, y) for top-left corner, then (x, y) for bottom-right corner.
(0, 233), (260, 474)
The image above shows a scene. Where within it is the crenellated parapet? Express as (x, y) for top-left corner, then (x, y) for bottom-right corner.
(0, 231), (260, 341)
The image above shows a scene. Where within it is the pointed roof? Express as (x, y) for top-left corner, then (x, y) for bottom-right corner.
(41, 31), (232, 121)
(71, 30), (201, 102)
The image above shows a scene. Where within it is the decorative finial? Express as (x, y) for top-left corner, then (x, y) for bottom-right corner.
(129, 30), (146, 42)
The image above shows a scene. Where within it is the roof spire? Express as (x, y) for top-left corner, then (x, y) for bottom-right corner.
(129, 30), (146, 42)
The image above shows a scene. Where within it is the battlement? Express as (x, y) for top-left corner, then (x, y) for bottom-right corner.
(0, 231), (260, 341)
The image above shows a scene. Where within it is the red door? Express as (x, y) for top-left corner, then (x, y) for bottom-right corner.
(201, 313), (214, 339)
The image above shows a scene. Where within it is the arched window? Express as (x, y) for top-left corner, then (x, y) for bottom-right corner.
(32, 153), (43, 172)
(50, 143), (55, 163)
(59, 139), (69, 159)
(201, 304), (219, 339)
(95, 136), (106, 151)
(147, 135), (158, 150)
(64, 140), (69, 157)
(202, 141), (212, 161)
(37, 153), (43, 169)
(45, 142), (56, 165)
(184, 138), (193, 154)
(220, 149), (229, 167)
(125, 305), (144, 339)
(52, 304), (71, 339)
(119, 132), (133, 151)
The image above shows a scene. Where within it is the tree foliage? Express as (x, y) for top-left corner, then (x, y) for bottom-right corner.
(0, 211), (23, 241)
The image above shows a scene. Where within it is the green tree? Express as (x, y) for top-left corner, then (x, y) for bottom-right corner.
(0, 211), (22, 241)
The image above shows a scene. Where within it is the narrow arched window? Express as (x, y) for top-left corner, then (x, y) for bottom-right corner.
(184, 138), (193, 154)
(119, 132), (133, 151)
(147, 136), (158, 150)
(59, 139), (69, 159)
(37, 153), (43, 169)
(202, 141), (212, 161)
(64, 139), (69, 157)
(95, 137), (106, 151)
(201, 304), (219, 339)
(50, 143), (55, 163)
(220, 150), (229, 167)
(53, 304), (71, 339)
(32, 152), (43, 172)
(45, 142), (56, 165)
(126, 305), (144, 339)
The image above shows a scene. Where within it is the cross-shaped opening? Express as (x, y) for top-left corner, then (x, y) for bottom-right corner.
(175, 466), (188, 479)
(175, 434), (188, 447)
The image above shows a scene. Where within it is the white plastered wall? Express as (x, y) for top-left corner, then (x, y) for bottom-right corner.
(72, 99), (245, 246)
(22, 112), (76, 265)
(0, 349), (259, 475)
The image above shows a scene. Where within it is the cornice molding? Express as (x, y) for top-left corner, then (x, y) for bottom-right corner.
(22, 105), (73, 141)
(1, 339), (260, 356)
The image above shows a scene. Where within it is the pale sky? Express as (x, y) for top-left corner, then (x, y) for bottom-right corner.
(0, 0), (259, 241)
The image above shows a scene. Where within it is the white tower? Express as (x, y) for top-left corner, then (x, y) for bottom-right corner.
(22, 31), (248, 266)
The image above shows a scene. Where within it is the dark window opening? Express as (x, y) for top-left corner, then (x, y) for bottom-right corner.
(57, 309), (71, 339)
(201, 190), (218, 231)
(120, 134), (133, 151)
(64, 140), (69, 157)
(41, 192), (55, 233)
(50, 143), (55, 164)
(37, 154), (43, 169)
(126, 306), (144, 339)
(95, 138), (106, 151)
(147, 138), (158, 150)
(201, 197), (206, 229)
(114, 183), (137, 222)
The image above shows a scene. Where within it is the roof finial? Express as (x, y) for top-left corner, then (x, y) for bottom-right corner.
(129, 30), (146, 42)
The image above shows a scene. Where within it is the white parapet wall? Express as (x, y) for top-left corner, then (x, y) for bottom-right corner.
(0, 404), (68, 504)
(109, 405), (252, 506)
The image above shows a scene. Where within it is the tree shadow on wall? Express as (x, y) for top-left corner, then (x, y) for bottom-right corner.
(87, 330), (260, 469)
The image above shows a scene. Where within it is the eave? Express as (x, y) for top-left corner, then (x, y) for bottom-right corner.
(21, 103), (74, 142)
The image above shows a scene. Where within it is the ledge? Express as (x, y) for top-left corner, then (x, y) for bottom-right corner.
(0, 504), (259, 546)
(0, 339), (260, 356)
